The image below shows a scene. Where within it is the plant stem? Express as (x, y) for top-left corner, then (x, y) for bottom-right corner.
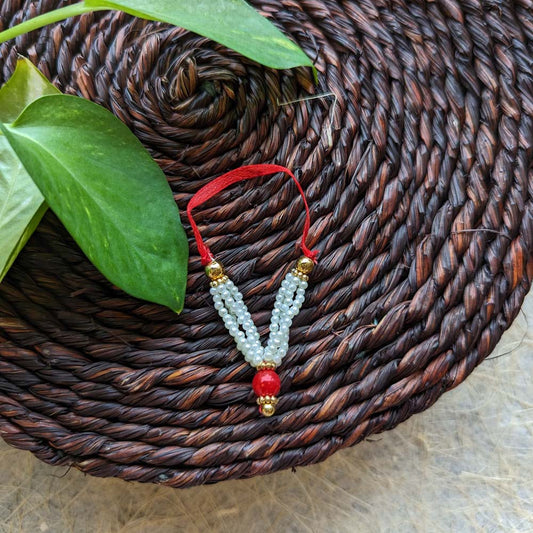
(0, 2), (107, 44)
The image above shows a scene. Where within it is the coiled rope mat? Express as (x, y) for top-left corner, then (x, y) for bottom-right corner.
(0, 0), (532, 488)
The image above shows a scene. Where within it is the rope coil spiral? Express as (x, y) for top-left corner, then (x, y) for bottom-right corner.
(0, 0), (532, 487)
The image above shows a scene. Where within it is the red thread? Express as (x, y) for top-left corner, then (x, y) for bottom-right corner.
(187, 164), (318, 266)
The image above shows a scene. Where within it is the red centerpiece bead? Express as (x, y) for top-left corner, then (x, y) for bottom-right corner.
(252, 369), (281, 397)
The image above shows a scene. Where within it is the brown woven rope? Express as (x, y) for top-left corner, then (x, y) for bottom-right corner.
(0, 0), (532, 488)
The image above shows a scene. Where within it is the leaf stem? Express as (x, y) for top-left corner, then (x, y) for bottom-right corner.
(0, 2), (107, 44)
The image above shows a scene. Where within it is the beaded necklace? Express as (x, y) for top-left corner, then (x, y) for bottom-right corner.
(187, 164), (318, 416)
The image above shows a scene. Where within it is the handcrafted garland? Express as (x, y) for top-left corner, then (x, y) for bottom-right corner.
(187, 164), (318, 416)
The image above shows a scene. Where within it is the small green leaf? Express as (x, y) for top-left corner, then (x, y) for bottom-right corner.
(1, 94), (188, 311)
(0, 137), (48, 280)
(0, 57), (60, 122)
(85, 0), (313, 70)
(0, 58), (59, 282)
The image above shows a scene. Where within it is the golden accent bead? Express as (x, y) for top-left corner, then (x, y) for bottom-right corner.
(296, 256), (314, 275)
(205, 260), (225, 280)
(261, 403), (276, 417)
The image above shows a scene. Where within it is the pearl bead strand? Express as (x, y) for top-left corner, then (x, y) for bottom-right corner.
(209, 279), (264, 367)
(263, 270), (308, 365)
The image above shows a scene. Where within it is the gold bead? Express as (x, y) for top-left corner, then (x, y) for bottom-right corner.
(205, 260), (225, 281)
(261, 403), (276, 417)
(296, 256), (314, 275)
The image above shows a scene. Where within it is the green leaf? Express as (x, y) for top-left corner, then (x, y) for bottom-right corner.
(0, 0), (313, 71)
(0, 58), (59, 282)
(0, 137), (48, 280)
(88, 0), (312, 69)
(1, 94), (188, 312)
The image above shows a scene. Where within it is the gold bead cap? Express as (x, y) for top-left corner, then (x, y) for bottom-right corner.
(257, 395), (279, 417)
(257, 361), (277, 370)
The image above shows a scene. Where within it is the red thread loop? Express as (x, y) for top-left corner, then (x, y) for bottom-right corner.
(187, 164), (318, 266)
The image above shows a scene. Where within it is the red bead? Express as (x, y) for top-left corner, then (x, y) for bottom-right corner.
(252, 369), (281, 397)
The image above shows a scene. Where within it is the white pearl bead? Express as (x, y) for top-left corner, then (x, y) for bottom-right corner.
(280, 317), (291, 328)
(263, 346), (274, 357)
(251, 354), (263, 366)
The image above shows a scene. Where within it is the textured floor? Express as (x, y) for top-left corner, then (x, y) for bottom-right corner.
(0, 292), (531, 533)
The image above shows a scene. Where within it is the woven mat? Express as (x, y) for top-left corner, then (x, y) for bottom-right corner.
(0, 0), (532, 488)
